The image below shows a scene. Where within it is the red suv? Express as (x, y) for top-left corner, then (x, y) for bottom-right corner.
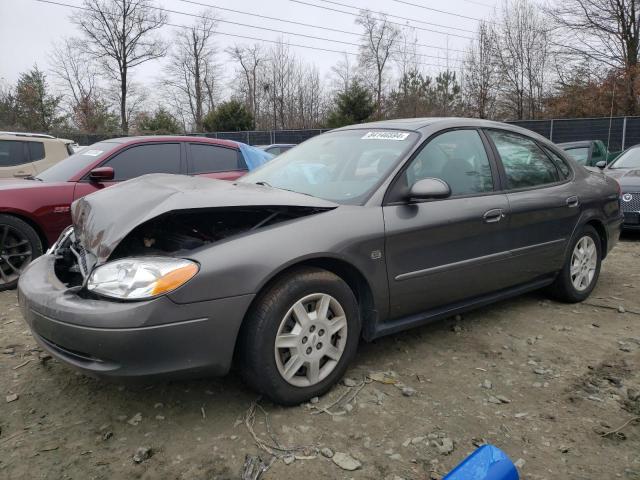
(0, 136), (255, 290)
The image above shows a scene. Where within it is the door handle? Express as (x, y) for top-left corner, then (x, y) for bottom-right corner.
(566, 196), (579, 208)
(483, 208), (505, 223)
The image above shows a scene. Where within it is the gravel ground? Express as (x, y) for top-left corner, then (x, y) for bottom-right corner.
(1, 234), (640, 480)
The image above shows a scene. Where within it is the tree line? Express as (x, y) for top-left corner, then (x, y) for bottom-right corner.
(1, 0), (639, 137)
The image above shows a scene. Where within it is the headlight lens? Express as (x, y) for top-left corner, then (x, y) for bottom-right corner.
(87, 257), (199, 300)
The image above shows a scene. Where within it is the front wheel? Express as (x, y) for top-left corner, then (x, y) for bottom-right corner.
(238, 267), (361, 405)
(0, 215), (43, 291)
(549, 225), (602, 303)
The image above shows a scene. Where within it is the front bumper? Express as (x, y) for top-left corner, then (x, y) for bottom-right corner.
(18, 255), (254, 380)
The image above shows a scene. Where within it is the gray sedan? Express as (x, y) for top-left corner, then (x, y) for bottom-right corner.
(600, 144), (640, 230)
(18, 118), (623, 405)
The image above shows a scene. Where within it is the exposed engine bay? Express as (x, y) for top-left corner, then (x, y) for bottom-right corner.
(53, 206), (330, 288)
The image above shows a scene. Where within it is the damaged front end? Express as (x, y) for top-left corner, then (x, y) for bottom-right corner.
(51, 174), (337, 293)
(52, 205), (331, 290)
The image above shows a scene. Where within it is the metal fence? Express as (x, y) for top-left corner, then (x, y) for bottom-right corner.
(507, 116), (640, 152)
(61, 117), (640, 152)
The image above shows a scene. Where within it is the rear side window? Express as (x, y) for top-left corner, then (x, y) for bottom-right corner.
(27, 141), (45, 161)
(190, 144), (244, 173)
(487, 130), (560, 189)
(404, 129), (494, 196)
(0, 140), (26, 167)
(543, 147), (572, 179)
(104, 143), (181, 181)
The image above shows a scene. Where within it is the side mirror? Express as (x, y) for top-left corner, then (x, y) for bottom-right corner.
(595, 160), (607, 169)
(409, 178), (451, 201)
(89, 167), (114, 182)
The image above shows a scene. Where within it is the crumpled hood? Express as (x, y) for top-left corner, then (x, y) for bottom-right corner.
(71, 173), (337, 263)
(604, 168), (640, 188)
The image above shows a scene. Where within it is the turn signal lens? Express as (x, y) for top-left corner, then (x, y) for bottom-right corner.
(151, 263), (199, 296)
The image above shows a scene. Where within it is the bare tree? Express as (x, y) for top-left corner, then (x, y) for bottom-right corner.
(163, 10), (218, 132)
(356, 10), (401, 118)
(227, 43), (265, 122)
(493, 0), (550, 119)
(71, 0), (166, 134)
(50, 39), (112, 131)
(330, 53), (357, 96)
(548, 0), (640, 115)
(462, 22), (499, 119)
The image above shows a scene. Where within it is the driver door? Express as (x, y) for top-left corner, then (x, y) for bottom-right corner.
(73, 142), (185, 200)
(383, 129), (512, 319)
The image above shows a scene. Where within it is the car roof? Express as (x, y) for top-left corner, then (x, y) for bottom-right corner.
(0, 133), (71, 143)
(101, 135), (240, 149)
(557, 141), (592, 148)
(333, 117), (551, 141)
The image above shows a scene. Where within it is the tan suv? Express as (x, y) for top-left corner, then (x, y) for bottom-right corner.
(0, 133), (74, 178)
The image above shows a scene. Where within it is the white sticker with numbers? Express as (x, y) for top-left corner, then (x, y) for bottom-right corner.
(361, 131), (410, 141)
(82, 149), (103, 156)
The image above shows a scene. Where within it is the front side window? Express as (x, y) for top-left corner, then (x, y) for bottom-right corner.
(488, 130), (560, 189)
(190, 144), (243, 173)
(104, 143), (181, 181)
(564, 147), (589, 165)
(241, 129), (419, 204)
(0, 140), (26, 167)
(404, 129), (494, 196)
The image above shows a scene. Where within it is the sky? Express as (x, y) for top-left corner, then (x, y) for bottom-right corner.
(0, 0), (501, 97)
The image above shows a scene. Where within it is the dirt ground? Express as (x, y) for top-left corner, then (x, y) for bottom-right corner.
(1, 234), (640, 480)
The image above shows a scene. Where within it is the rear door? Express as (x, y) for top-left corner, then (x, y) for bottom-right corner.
(187, 143), (247, 180)
(485, 129), (580, 284)
(73, 142), (184, 200)
(383, 128), (512, 319)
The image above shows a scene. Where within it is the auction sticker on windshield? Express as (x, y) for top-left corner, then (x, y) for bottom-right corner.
(82, 150), (103, 156)
(361, 131), (410, 141)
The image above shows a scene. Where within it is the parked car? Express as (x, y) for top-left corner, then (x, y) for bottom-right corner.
(18, 118), (622, 405)
(600, 144), (640, 230)
(0, 132), (75, 178)
(258, 143), (296, 156)
(0, 136), (270, 290)
(557, 140), (618, 167)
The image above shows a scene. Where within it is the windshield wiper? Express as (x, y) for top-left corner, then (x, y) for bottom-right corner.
(255, 181), (272, 187)
(22, 175), (43, 181)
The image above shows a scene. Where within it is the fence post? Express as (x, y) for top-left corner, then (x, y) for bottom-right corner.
(246, 131), (250, 145)
(549, 119), (554, 142)
(622, 117), (627, 151)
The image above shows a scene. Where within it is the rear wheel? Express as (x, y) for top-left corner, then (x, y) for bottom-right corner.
(239, 267), (360, 405)
(0, 215), (43, 291)
(549, 225), (601, 303)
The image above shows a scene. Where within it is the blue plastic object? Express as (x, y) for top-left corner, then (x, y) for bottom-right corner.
(443, 445), (519, 480)
(235, 142), (274, 170)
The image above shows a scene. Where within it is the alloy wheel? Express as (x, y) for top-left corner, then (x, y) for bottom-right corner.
(274, 293), (348, 387)
(570, 236), (598, 292)
(0, 225), (33, 286)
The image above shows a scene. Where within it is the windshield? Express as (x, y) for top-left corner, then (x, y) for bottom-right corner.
(564, 147), (589, 165)
(241, 129), (419, 204)
(609, 148), (640, 169)
(37, 141), (117, 182)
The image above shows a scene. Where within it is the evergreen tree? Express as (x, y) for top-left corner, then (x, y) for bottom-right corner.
(326, 81), (375, 128)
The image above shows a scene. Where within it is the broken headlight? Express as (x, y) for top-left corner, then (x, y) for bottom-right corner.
(86, 257), (199, 300)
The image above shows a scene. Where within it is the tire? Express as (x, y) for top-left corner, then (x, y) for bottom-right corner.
(238, 267), (361, 405)
(548, 225), (602, 303)
(0, 215), (43, 292)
